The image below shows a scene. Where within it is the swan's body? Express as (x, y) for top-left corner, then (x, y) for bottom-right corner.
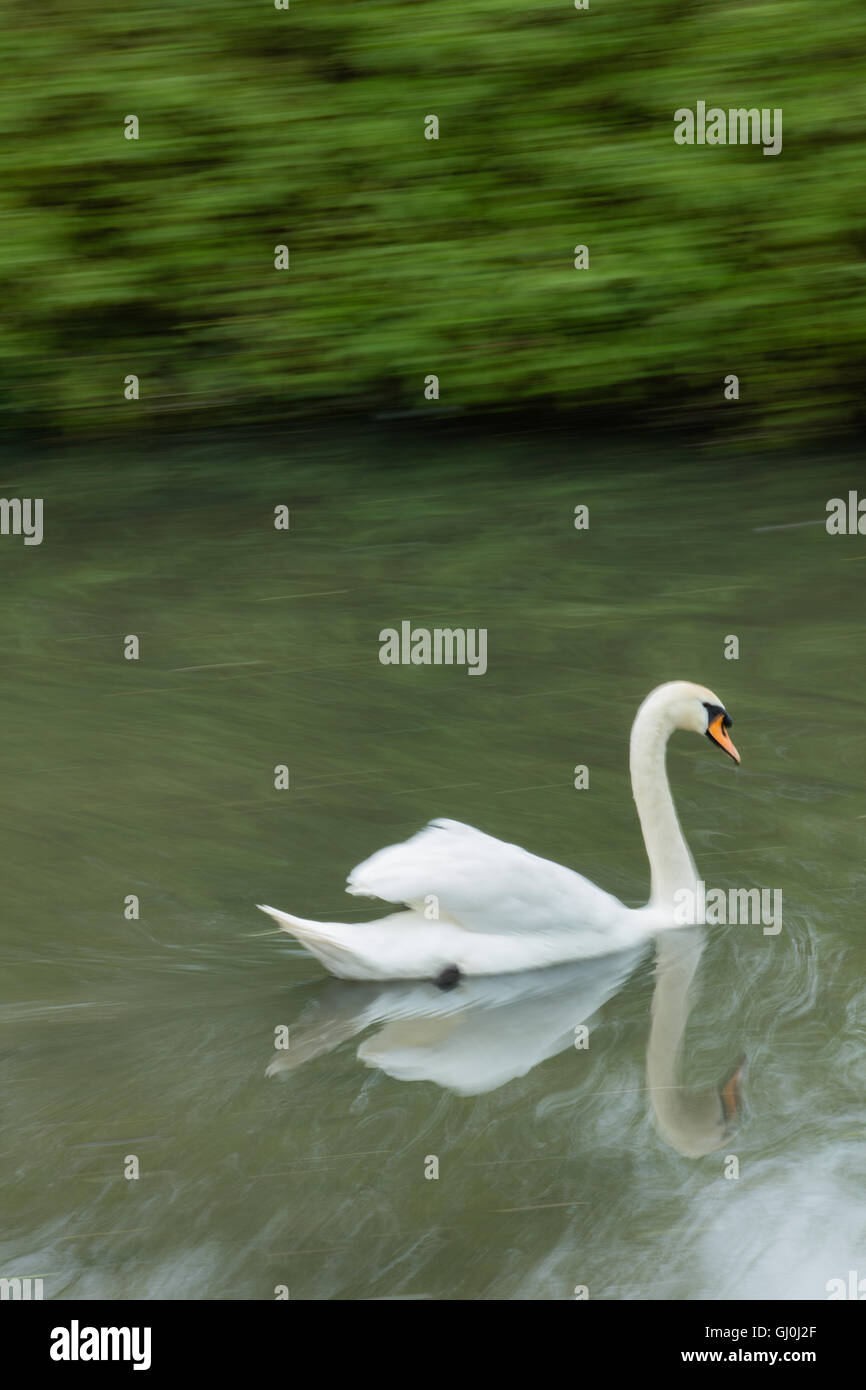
(261, 829), (663, 978)
(258, 680), (739, 981)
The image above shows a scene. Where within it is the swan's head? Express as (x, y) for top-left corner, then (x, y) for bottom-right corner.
(637, 681), (740, 764)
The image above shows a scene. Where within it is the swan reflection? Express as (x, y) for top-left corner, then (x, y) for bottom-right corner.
(647, 926), (744, 1157)
(268, 929), (744, 1156)
(268, 949), (643, 1094)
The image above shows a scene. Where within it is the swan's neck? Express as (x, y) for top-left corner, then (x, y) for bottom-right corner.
(630, 704), (698, 908)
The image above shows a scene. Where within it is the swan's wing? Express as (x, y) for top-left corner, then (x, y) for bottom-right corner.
(346, 817), (624, 936)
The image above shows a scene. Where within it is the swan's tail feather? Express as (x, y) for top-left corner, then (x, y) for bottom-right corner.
(258, 903), (437, 979)
(258, 903), (342, 936)
(257, 903), (367, 977)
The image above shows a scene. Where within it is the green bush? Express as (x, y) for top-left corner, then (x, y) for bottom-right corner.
(2, 0), (864, 442)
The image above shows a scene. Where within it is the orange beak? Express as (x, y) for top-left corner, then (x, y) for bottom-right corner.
(707, 712), (740, 764)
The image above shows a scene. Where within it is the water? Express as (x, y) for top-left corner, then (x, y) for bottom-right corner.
(1, 426), (864, 1300)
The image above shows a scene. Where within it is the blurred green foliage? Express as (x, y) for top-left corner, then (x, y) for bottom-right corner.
(2, 0), (864, 441)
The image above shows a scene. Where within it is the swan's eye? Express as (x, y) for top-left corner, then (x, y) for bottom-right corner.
(703, 701), (732, 729)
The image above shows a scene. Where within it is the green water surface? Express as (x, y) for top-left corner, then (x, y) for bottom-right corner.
(1, 427), (863, 1300)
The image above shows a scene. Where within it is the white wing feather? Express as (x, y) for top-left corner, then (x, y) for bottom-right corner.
(346, 817), (624, 938)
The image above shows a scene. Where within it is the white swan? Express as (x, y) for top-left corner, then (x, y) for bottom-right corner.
(258, 680), (740, 981)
